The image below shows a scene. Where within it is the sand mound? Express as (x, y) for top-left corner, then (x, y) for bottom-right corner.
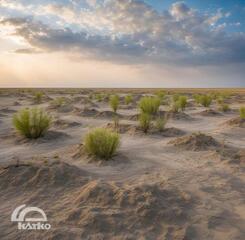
(119, 104), (136, 110)
(9, 130), (71, 145)
(0, 164), (193, 240)
(156, 127), (186, 137)
(198, 109), (222, 116)
(53, 119), (81, 129)
(127, 111), (167, 121)
(0, 161), (88, 189)
(79, 108), (99, 117)
(96, 111), (123, 119)
(169, 111), (193, 120)
(0, 107), (16, 114)
(169, 133), (220, 151)
(47, 104), (74, 113)
(106, 123), (137, 134)
(225, 117), (245, 128)
(61, 180), (192, 239)
(13, 101), (21, 106)
(106, 123), (185, 137)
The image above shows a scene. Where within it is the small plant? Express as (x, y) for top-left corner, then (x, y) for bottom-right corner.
(113, 116), (120, 129)
(219, 104), (230, 112)
(216, 96), (224, 105)
(156, 90), (166, 103)
(125, 95), (133, 105)
(171, 101), (180, 113)
(194, 94), (201, 104)
(172, 94), (180, 102)
(110, 95), (119, 113)
(51, 97), (66, 107)
(13, 108), (51, 139)
(155, 113), (168, 131)
(33, 92), (44, 104)
(178, 96), (188, 111)
(95, 93), (103, 102)
(139, 96), (160, 115)
(139, 113), (151, 133)
(199, 95), (212, 107)
(84, 128), (120, 160)
(240, 107), (245, 119)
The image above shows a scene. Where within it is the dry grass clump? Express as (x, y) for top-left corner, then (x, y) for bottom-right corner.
(240, 107), (245, 119)
(110, 95), (120, 113)
(139, 96), (160, 115)
(13, 108), (52, 139)
(84, 128), (120, 160)
(125, 95), (133, 105)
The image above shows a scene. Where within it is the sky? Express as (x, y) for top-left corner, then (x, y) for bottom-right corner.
(0, 0), (244, 88)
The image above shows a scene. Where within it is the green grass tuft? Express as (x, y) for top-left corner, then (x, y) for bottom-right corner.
(110, 95), (120, 113)
(139, 112), (151, 133)
(33, 92), (44, 104)
(13, 108), (52, 139)
(199, 95), (212, 107)
(177, 96), (188, 111)
(240, 107), (245, 119)
(125, 95), (133, 105)
(219, 103), (230, 112)
(155, 114), (168, 131)
(139, 96), (160, 115)
(84, 128), (120, 160)
(51, 97), (66, 107)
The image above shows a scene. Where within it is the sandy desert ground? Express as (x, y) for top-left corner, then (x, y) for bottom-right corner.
(0, 88), (244, 240)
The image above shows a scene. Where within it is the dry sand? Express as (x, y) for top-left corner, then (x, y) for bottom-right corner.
(0, 89), (244, 240)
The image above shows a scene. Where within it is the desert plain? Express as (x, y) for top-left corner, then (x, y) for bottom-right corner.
(0, 88), (244, 240)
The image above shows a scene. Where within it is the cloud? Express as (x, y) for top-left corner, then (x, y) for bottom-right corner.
(0, 0), (245, 66)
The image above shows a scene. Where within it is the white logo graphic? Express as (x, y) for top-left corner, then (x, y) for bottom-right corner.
(11, 204), (51, 230)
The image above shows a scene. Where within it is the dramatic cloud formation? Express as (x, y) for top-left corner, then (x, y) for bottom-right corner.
(0, 0), (244, 87)
(1, 0), (245, 65)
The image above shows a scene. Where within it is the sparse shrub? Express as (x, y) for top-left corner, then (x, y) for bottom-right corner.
(219, 104), (230, 112)
(178, 96), (188, 111)
(199, 95), (212, 107)
(155, 114), (168, 131)
(171, 101), (180, 113)
(172, 94), (180, 102)
(13, 108), (51, 139)
(95, 93), (103, 102)
(110, 95), (119, 112)
(240, 107), (245, 119)
(139, 113), (151, 133)
(33, 92), (44, 104)
(194, 94), (201, 104)
(51, 97), (66, 107)
(216, 96), (224, 105)
(113, 116), (120, 129)
(84, 128), (120, 160)
(156, 90), (166, 103)
(139, 96), (160, 115)
(125, 95), (133, 105)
